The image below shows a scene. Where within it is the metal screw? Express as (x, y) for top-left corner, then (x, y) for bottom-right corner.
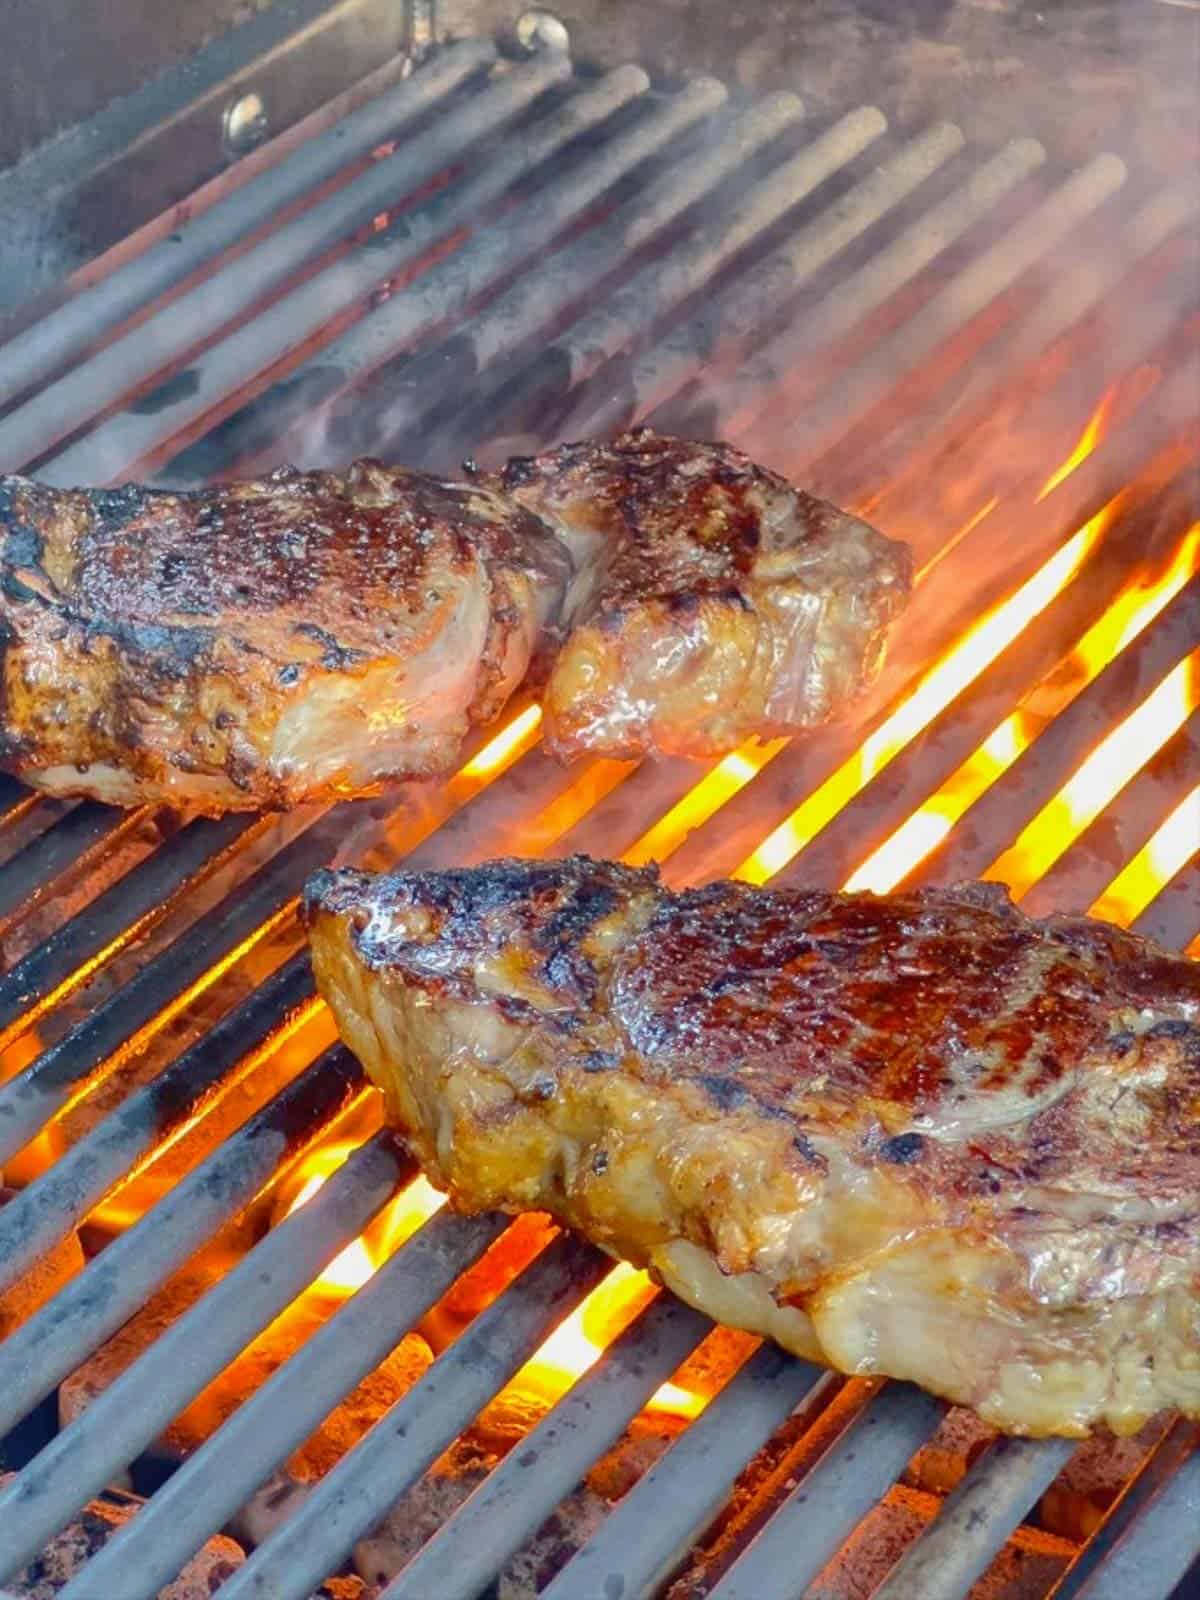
(513, 9), (571, 57)
(223, 90), (270, 160)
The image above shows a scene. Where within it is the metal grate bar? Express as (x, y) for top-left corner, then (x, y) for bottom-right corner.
(0, 1045), (364, 1439)
(0, 41), (496, 405)
(44, 59), (651, 486)
(706, 1385), (944, 1600)
(333, 81), (805, 461)
(0, 775), (26, 820)
(583, 130), (1039, 440)
(178, 72), (732, 480)
(1131, 853), (1200, 947)
(756, 151), (1128, 461)
(872, 1436), (1078, 1600)
(66, 1205), (509, 1600)
(0, 1130), (409, 1583)
(0, 812), (256, 1041)
(0, 809), (328, 1167)
(0, 801), (153, 922)
(855, 192), (1200, 520)
(0, 951), (316, 1294)
(663, 400), (1193, 892)
(1071, 1447), (1200, 1600)
(0, 43), (513, 477)
(542, 1343), (823, 1600)
(218, 1232), (612, 1600)
(383, 1292), (714, 1600)
(198, 65), (761, 473)
(1021, 706), (1200, 916)
(913, 572), (1200, 886)
(432, 102), (893, 455)
(1048, 1421), (1200, 1599)
(775, 504), (1190, 892)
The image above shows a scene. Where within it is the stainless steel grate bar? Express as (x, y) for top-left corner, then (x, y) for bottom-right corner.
(583, 130), (1039, 440)
(1048, 1421), (1200, 1599)
(0, 808), (324, 1168)
(913, 572), (1200, 887)
(0, 811), (256, 1043)
(0, 1130), (409, 1584)
(383, 1292), (714, 1600)
(0, 801), (152, 921)
(0, 43), (498, 474)
(0, 1045), (364, 1438)
(44, 59), (649, 486)
(1071, 1447), (1200, 1600)
(422, 103), (887, 461)
(1021, 707), (1200, 917)
(758, 151), (1128, 458)
(218, 1233), (611, 1600)
(706, 1384), (944, 1600)
(775, 503), (1189, 893)
(0, 41), (496, 406)
(58, 1203), (509, 1600)
(1131, 854), (1200, 948)
(0, 951), (316, 1293)
(872, 1436), (1078, 1600)
(855, 187), (1200, 515)
(172, 72), (731, 479)
(542, 1343), (823, 1600)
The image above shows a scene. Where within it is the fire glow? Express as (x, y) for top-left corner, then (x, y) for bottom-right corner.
(280, 1151), (705, 1419)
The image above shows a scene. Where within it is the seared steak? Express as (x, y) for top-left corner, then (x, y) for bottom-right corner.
(490, 429), (910, 760)
(0, 463), (566, 812)
(0, 430), (909, 812)
(304, 855), (1200, 1438)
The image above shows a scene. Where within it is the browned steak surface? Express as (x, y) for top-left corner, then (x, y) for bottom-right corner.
(0, 463), (565, 812)
(0, 431), (909, 811)
(304, 855), (1200, 1437)
(492, 428), (911, 759)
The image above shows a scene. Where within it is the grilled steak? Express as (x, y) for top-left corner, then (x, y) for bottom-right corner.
(304, 856), (1200, 1438)
(489, 429), (911, 760)
(0, 430), (909, 811)
(0, 464), (566, 812)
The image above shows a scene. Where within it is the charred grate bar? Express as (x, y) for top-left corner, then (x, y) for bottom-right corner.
(0, 19), (1197, 1600)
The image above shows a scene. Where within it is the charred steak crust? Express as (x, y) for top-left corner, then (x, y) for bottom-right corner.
(0, 431), (910, 811)
(491, 429), (912, 760)
(0, 462), (566, 812)
(303, 857), (1200, 1437)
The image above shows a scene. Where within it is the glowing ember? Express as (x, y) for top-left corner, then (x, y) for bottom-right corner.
(846, 522), (1200, 894)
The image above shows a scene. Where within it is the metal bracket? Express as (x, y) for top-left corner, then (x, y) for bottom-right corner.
(403, 0), (439, 62)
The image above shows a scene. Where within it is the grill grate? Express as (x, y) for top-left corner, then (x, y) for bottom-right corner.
(0, 29), (1197, 1600)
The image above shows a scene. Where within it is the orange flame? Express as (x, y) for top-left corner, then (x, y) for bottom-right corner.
(738, 509), (1111, 886)
(624, 738), (788, 868)
(846, 523), (1200, 894)
(279, 1152), (703, 1417)
(987, 649), (1199, 896)
(280, 1143), (445, 1295)
(1037, 388), (1116, 502)
(513, 1260), (704, 1419)
(1089, 783), (1200, 928)
(458, 704), (543, 780)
